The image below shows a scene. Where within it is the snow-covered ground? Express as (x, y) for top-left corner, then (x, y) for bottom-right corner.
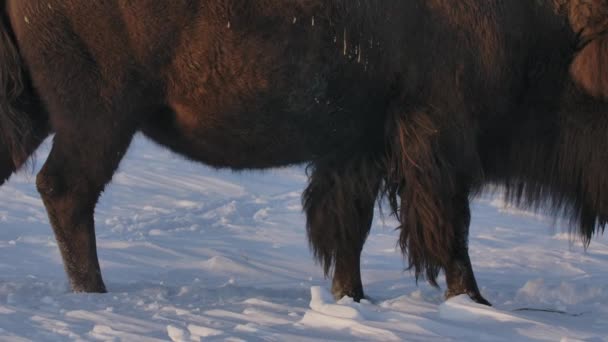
(1, 135), (607, 341)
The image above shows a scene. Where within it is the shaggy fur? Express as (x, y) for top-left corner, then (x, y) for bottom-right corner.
(303, 153), (382, 299)
(384, 109), (458, 285)
(486, 83), (608, 245)
(0, 0), (606, 306)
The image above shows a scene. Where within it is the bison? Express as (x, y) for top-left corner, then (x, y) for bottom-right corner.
(0, 0), (606, 306)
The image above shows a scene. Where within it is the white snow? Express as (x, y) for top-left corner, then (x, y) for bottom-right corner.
(0, 135), (607, 341)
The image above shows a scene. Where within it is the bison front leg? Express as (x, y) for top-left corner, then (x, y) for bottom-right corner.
(386, 108), (489, 305)
(329, 191), (376, 301)
(444, 196), (490, 306)
(303, 158), (381, 302)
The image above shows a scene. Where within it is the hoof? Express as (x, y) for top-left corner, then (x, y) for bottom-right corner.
(332, 286), (365, 302)
(333, 291), (365, 303)
(70, 279), (107, 293)
(445, 289), (492, 306)
(469, 293), (492, 306)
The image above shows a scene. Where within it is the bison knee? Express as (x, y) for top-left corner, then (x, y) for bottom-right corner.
(35, 163), (65, 199)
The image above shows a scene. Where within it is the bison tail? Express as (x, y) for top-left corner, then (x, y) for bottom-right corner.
(382, 109), (465, 286)
(0, 12), (38, 168)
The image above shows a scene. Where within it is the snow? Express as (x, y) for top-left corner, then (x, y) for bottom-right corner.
(1, 135), (607, 341)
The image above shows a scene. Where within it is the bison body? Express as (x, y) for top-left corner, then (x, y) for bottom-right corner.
(0, 0), (606, 305)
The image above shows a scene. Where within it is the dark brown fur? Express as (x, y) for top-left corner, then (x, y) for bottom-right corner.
(0, 7), (48, 183)
(0, 0), (606, 306)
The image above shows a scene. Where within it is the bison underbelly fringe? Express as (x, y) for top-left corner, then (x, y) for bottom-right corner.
(494, 96), (608, 246)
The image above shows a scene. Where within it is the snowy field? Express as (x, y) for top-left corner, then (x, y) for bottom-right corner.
(1, 135), (607, 341)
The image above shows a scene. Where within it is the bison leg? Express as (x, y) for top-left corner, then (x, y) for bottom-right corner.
(385, 107), (488, 304)
(36, 123), (135, 292)
(330, 193), (376, 302)
(303, 158), (381, 302)
(21, 17), (143, 291)
(444, 195), (490, 306)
